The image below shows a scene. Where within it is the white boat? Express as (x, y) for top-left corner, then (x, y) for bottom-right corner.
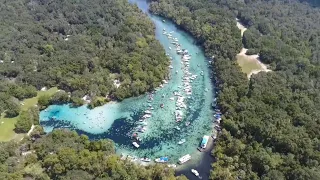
(132, 142), (140, 148)
(178, 154), (191, 164)
(212, 134), (217, 140)
(169, 47), (172, 50)
(142, 114), (152, 119)
(139, 127), (146, 133)
(155, 157), (169, 163)
(175, 126), (181, 131)
(145, 110), (152, 114)
(191, 169), (199, 177)
(140, 121), (148, 126)
(178, 139), (186, 145)
(169, 97), (174, 101)
(140, 157), (151, 162)
(200, 135), (210, 149)
(120, 153), (127, 160)
(168, 164), (177, 168)
(175, 110), (183, 119)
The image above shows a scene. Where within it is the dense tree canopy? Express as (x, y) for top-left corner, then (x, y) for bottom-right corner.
(0, 129), (186, 179)
(150, 0), (320, 179)
(15, 106), (39, 133)
(0, 0), (169, 117)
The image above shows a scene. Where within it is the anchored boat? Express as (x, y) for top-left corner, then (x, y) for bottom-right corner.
(132, 142), (140, 148)
(178, 154), (191, 164)
(198, 135), (209, 151)
(140, 157), (151, 162)
(168, 164), (177, 168)
(178, 139), (186, 145)
(155, 157), (169, 163)
(144, 110), (152, 114)
(191, 169), (200, 177)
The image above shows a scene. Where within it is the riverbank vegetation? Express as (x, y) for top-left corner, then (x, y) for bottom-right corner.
(0, 0), (169, 135)
(150, 0), (320, 179)
(0, 129), (187, 179)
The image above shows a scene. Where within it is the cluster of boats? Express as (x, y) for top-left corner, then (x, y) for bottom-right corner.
(163, 28), (201, 135)
(126, 27), (221, 178)
(213, 109), (222, 132)
(131, 98), (156, 148)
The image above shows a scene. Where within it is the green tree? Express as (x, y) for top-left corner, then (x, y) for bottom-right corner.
(5, 98), (21, 118)
(15, 110), (33, 133)
(51, 91), (70, 104)
(38, 95), (51, 108)
(41, 44), (54, 57)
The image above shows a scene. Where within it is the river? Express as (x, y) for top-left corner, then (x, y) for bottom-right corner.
(40, 0), (217, 179)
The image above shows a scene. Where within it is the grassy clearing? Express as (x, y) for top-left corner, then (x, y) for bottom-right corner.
(237, 55), (264, 75)
(0, 87), (58, 142)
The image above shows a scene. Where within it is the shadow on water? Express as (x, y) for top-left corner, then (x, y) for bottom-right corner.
(42, 110), (199, 151)
(175, 150), (214, 180)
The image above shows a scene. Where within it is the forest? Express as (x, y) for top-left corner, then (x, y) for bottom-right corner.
(0, 128), (187, 180)
(150, 0), (320, 179)
(0, 0), (169, 119)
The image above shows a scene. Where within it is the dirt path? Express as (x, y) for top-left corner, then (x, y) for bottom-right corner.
(27, 124), (35, 136)
(236, 18), (247, 37)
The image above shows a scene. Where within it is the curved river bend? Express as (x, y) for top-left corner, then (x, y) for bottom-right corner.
(40, 0), (217, 178)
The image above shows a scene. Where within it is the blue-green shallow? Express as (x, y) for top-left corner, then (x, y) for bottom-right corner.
(40, 0), (216, 173)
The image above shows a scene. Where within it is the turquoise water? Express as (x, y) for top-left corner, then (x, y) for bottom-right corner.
(40, 0), (216, 164)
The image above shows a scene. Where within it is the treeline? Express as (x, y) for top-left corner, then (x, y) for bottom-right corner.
(150, 0), (320, 179)
(0, 129), (187, 180)
(0, 0), (169, 118)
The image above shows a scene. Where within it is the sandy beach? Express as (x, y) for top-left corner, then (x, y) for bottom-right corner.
(236, 19), (271, 78)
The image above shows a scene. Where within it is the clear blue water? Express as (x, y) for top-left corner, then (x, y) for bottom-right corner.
(40, 0), (216, 165)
